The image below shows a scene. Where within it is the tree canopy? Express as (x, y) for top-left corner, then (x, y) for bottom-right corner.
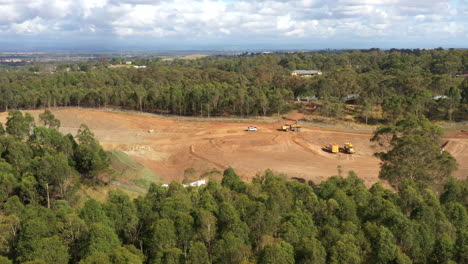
(0, 49), (467, 122)
(0, 155), (466, 263)
(372, 114), (458, 189)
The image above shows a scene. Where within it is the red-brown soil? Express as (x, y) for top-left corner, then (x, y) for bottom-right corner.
(1, 108), (466, 187)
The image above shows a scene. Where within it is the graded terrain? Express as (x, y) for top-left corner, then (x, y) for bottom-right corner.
(2, 108), (467, 187)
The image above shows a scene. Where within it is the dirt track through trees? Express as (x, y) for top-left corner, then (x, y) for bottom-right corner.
(2, 108), (467, 187)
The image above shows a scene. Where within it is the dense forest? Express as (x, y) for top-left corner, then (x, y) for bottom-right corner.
(1, 49), (468, 122)
(0, 110), (466, 264)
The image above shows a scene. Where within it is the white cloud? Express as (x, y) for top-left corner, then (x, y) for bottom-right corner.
(11, 17), (48, 34)
(0, 0), (465, 47)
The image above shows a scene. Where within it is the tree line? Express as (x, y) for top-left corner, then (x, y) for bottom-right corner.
(0, 110), (466, 263)
(0, 166), (466, 264)
(1, 49), (467, 122)
(0, 110), (109, 209)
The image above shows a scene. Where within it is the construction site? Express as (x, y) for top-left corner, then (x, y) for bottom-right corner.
(1, 108), (467, 190)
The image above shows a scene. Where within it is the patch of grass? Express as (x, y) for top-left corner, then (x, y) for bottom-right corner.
(108, 149), (160, 185)
(200, 168), (223, 183)
(73, 150), (157, 205)
(76, 184), (142, 206)
(109, 150), (140, 169)
(140, 167), (159, 182)
(131, 178), (151, 189)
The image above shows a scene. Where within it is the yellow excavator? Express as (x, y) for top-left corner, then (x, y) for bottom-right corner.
(343, 141), (355, 154)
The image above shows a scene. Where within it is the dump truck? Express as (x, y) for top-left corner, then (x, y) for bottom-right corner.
(343, 142), (355, 154)
(281, 123), (301, 132)
(326, 143), (339, 153)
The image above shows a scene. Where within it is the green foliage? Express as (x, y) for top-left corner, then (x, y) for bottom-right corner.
(433, 233), (455, 263)
(5, 110), (35, 140)
(259, 241), (295, 264)
(221, 168), (246, 193)
(80, 199), (111, 225)
(319, 100), (344, 118)
(0, 215), (20, 256)
(16, 208), (57, 263)
(58, 213), (88, 262)
(3, 196), (24, 216)
(372, 114), (457, 189)
(444, 202), (468, 229)
(0, 256), (12, 264)
(364, 222), (398, 263)
(146, 218), (177, 259)
(0, 161), (19, 202)
(76, 124), (96, 145)
(2, 137), (33, 173)
(28, 126), (72, 157)
(79, 251), (110, 264)
(0, 110), (108, 208)
(112, 246), (143, 264)
(213, 232), (252, 264)
(28, 236), (70, 264)
(74, 131), (109, 177)
(186, 242), (210, 264)
(104, 190), (138, 243)
(39, 110), (61, 129)
(35, 152), (73, 199)
(329, 236), (362, 264)
(85, 223), (121, 256)
(20, 261), (46, 264)
(0, 168), (466, 264)
(196, 209), (217, 249)
(1, 49), (467, 121)
(441, 178), (467, 204)
(295, 237), (326, 264)
(157, 248), (183, 264)
(382, 96), (404, 122)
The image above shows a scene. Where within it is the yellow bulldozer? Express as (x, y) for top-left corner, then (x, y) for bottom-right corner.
(281, 123), (301, 132)
(343, 141), (355, 154)
(324, 142), (355, 154)
(326, 143), (339, 153)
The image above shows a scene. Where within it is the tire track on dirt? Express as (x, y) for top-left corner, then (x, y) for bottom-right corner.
(189, 145), (228, 169)
(444, 140), (466, 157)
(291, 134), (322, 155)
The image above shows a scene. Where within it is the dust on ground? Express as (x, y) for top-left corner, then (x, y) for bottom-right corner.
(1, 108), (467, 187)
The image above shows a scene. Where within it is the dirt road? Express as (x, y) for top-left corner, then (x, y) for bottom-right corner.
(1, 108), (466, 187)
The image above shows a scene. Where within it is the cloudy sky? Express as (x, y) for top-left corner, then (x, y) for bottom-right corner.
(0, 0), (467, 51)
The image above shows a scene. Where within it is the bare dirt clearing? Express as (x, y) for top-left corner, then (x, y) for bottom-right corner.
(1, 108), (467, 187)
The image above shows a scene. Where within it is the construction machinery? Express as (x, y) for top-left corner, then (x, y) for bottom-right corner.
(326, 143), (339, 153)
(281, 123), (301, 132)
(343, 141), (355, 154)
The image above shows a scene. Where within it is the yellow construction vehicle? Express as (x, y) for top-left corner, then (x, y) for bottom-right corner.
(326, 143), (339, 153)
(343, 141), (355, 154)
(281, 123), (301, 132)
